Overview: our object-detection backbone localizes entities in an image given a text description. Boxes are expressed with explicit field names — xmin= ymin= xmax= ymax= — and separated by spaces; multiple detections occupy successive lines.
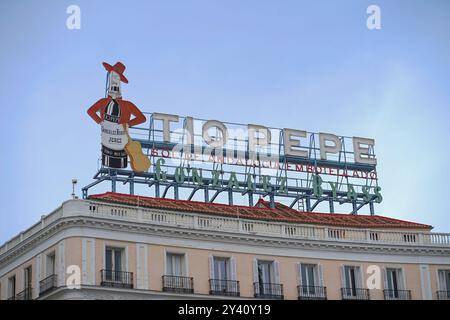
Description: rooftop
xmin=88 ymin=192 xmax=433 ymax=230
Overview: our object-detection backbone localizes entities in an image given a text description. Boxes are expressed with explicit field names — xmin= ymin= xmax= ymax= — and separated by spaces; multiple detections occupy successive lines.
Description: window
xmin=438 ymin=270 xmax=450 ymax=299
xmin=106 ymin=247 xmax=124 ymax=272
xmin=166 ymin=253 xmax=185 ymax=276
xmin=344 ymin=266 xmax=358 ymax=290
xmin=341 ymin=265 xmax=363 ymax=298
xmin=385 ymin=268 xmax=404 ymax=295
xmin=209 ymin=256 xmax=239 ymax=296
xmin=253 ymin=259 xmax=282 ymax=299
xmin=46 ymin=252 xmax=56 ymax=277
xmin=24 ymin=266 xmax=32 ymax=289
xmin=163 ymin=253 xmax=192 ymax=294
xmin=258 ymin=261 xmax=275 ymax=284
xmin=8 ymin=276 xmax=16 ymax=300
xmin=105 ymin=247 xmax=125 ymax=281
xmin=300 ymin=264 xmax=316 ymax=287
xmin=297 ymin=263 xmax=326 ymax=299
xmin=22 ymin=266 xmax=33 ymax=300
xmin=213 ymin=257 xmax=229 ymax=280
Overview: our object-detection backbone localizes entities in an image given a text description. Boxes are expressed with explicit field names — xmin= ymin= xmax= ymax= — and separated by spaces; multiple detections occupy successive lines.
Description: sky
xmin=0 ymin=0 xmax=449 ymax=244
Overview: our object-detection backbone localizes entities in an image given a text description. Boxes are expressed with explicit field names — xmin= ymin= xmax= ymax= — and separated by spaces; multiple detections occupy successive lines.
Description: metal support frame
xmin=82 ymin=112 xmax=379 ymax=215
xmin=82 ymin=168 xmax=377 ymax=214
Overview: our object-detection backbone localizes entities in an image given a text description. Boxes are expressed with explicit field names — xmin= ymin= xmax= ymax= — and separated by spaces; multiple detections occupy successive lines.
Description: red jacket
xmin=87 ymin=97 xmax=146 ymax=127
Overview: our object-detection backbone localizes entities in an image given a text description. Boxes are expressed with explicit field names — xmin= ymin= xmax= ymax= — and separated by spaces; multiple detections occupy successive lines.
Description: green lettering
xmin=191 ymin=168 xmax=203 ymax=185
xmin=375 ymin=186 xmax=383 ymax=203
xmin=328 ymin=181 xmax=337 ymax=198
xmin=211 ymin=170 xmax=221 ymax=187
xmin=347 ymin=184 xmax=357 ymax=201
xmin=174 ymin=167 xmax=185 ymax=183
xmin=155 ymin=158 xmax=167 ymax=181
xmin=362 ymin=186 xmax=370 ymax=202
xmin=247 ymin=174 xmax=255 ymax=192
xmin=312 ymin=174 xmax=323 ymax=197
xmin=228 ymin=172 xmax=240 ymax=189
xmin=262 ymin=175 xmax=272 ymax=192
xmin=277 ymin=176 xmax=287 ymax=193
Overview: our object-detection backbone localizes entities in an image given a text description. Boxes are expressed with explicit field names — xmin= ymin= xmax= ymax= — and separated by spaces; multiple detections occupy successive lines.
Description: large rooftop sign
xmin=84 ymin=61 xmax=381 ymax=215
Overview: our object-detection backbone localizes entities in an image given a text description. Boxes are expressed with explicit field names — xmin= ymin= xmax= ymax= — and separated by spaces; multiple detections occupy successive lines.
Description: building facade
xmin=1 ymin=192 xmax=450 ymax=300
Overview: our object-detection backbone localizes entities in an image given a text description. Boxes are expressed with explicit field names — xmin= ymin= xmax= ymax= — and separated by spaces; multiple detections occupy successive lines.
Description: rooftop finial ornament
xmin=87 ymin=61 xmax=151 ymax=172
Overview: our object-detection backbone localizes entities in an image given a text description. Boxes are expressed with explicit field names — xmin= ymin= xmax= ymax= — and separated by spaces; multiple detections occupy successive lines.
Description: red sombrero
xmin=102 ymin=61 xmax=129 ymax=83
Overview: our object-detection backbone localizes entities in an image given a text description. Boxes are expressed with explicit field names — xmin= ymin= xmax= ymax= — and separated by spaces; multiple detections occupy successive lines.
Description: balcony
xmin=16 ymin=287 xmax=33 ymax=300
xmin=341 ymin=287 xmax=370 ymax=300
xmin=39 ymin=274 xmax=58 ymax=296
xmin=162 ymin=275 xmax=194 ymax=294
xmin=383 ymin=289 xmax=411 ymax=300
xmin=100 ymin=269 xmax=134 ymax=289
xmin=209 ymin=279 xmax=240 ymax=297
xmin=253 ymin=282 xmax=284 ymax=299
xmin=437 ymin=290 xmax=450 ymax=300
xmin=297 ymin=285 xmax=327 ymax=300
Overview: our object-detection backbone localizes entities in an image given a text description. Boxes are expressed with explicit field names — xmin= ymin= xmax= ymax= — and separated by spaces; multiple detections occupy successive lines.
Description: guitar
xmin=123 ymin=124 xmax=151 ymax=172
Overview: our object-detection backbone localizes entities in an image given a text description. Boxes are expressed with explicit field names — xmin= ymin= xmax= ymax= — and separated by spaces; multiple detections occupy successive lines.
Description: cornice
xmin=1 ymin=214 xmax=450 ymax=269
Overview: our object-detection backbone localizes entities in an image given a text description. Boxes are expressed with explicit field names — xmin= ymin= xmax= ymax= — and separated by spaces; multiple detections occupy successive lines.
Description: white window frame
xmin=437 ymin=269 xmax=450 ymax=292
xmin=299 ymin=263 xmax=318 ymax=288
xmin=7 ymin=275 xmax=16 ymax=299
xmin=45 ymin=252 xmax=56 ymax=277
xmin=211 ymin=256 xmax=231 ymax=280
xmin=164 ymin=251 xmax=187 ymax=276
xmin=103 ymin=243 xmax=128 ymax=272
xmin=104 ymin=246 xmax=126 ymax=272
xmin=23 ymin=265 xmax=32 ymax=289
xmin=384 ymin=267 xmax=405 ymax=292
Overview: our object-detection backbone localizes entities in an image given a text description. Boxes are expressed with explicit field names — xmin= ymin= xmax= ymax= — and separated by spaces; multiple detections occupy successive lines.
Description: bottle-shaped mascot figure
xmin=87 ymin=62 xmax=150 ymax=171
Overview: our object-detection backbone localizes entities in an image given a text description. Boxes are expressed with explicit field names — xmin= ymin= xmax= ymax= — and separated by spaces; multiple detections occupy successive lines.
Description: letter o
xmin=202 ymin=120 xmax=228 ymax=148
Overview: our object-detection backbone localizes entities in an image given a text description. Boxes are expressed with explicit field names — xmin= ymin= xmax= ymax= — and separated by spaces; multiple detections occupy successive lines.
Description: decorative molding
xmin=136 ymin=243 xmax=148 ymax=289
xmin=1 ymin=213 xmax=450 ymax=280
xmin=57 ymin=240 xmax=65 ymax=287
xmin=82 ymin=238 xmax=96 ymax=286
xmin=419 ymin=264 xmax=432 ymax=300
xmin=34 ymin=253 xmax=41 ymax=299
xmin=1 ymin=216 xmax=450 ymax=279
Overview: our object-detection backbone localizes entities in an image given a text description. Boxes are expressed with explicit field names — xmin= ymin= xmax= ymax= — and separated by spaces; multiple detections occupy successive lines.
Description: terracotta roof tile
xmin=88 ymin=192 xmax=433 ymax=230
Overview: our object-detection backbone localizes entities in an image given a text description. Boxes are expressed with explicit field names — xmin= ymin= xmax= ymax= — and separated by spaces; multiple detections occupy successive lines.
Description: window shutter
xmin=383 ymin=268 xmax=388 ymax=290
xmin=274 ymin=260 xmax=280 ymax=284
xmin=317 ymin=264 xmax=324 ymax=287
xmin=438 ymin=270 xmax=446 ymax=291
xmin=297 ymin=263 xmax=303 ymax=286
xmin=398 ymin=268 xmax=405 ymax=290
xmin=340 ymin=265 xmax=346 ymax=289
xmin=209 ymin=255 xmax=214 ymax=280
xmin=253 ymin=258 xmax=259 ymax=295
xmin=230 ymin=257 xmax=237 ymax=281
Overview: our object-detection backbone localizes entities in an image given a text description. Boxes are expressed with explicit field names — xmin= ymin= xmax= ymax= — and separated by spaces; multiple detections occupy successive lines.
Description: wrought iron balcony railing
xmin=437 ymin=290 xmax=450 ymax=300
xmin=209 ymin=279 xmax=240 ymax=297
xmin=297 ymin=285 xmax=327 ymax=300
xmin=253 ymin=282 xmax=284 ymax=299
xmin=16 ymin=287 xmax=33 ymax=300
xmin=162 ymin=275 xmax=194 ymax=294
xmin=39 ymin=274 xmax=58 ymax=296
xmin=100 ymin=269 xmax=134 ymax=289
xmin=383 ymin=289 xmax=412 ymax=300
xmin=341 ymin=287 xmax=370 ymax=300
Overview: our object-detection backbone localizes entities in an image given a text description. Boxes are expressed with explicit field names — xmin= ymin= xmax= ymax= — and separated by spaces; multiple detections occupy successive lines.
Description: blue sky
xmin=1 ymin=0 xmax=449 ymax=243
